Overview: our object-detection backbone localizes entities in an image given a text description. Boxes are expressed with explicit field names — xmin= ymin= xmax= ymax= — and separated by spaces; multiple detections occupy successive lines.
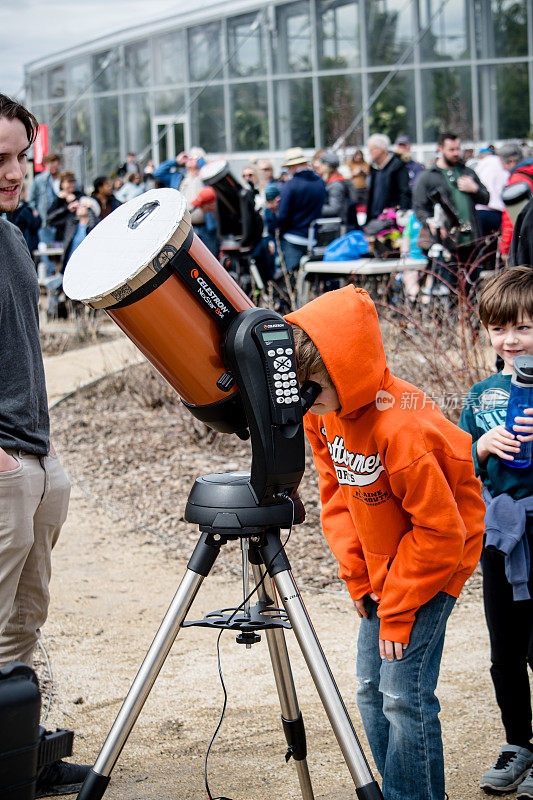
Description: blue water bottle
xmin=504 ymin=355 xmax=533 ymax=469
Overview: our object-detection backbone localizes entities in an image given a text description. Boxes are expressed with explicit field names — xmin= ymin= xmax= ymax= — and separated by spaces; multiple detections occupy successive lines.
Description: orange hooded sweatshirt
xmin=286 ymin=286 xmax=485 ymax=644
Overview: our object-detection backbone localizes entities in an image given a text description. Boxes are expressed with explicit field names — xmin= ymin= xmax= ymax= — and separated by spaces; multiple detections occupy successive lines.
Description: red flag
xmin=33 ymin=124 xmax=49 ymax=173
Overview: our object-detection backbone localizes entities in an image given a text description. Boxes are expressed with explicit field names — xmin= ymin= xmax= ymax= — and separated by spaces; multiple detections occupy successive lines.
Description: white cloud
xmin=3 ymin=1 xmax=184 ymax=97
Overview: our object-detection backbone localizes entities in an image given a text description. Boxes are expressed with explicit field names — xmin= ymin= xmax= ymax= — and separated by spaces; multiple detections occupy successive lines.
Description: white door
xmin=152 ymin=116 xmax=189 ymax=165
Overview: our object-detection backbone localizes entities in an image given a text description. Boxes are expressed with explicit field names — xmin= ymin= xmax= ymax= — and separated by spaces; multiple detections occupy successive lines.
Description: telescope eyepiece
xmin=300 ymin=381 xmax=322 ymax=414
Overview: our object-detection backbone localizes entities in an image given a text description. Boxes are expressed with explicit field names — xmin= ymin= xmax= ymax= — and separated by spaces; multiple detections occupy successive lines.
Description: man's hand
xmin=477 ymin=425 xmax=521 ymax=463
xmin=0 ymin=448 xmax=18 ymax=472
xmin=426 ymin=221 xmax=447 ymax=239
xmin=456 ymin=175 xmax=479 ymax=194
xmin=353 ymin=592 xmax=380 ymax=618
xmin=512 ymin=408 xmax=533 ymax=442
xmin=379 ymin=639 xmax=407 ymax=661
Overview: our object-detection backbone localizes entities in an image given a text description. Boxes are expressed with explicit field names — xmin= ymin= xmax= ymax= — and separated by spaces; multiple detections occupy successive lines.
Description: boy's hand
xmin=379 ymin=639 xmax=407 ymax=661
xmin=512 ymin=408 xmax=533 ymax=442
xmin=476 ymin=425 xmax=521 ymax=463
xmin=353 ymin=592 xmax=379 ymax=618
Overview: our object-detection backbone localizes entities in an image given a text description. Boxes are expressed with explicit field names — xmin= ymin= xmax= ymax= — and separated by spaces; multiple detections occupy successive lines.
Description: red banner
xmin=33 ymin=124 xmax=49 ymax=173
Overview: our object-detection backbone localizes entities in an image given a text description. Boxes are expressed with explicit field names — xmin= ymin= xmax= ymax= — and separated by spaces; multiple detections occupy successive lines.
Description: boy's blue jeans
xmin=356 ymin=591 xmax=456 ymax=800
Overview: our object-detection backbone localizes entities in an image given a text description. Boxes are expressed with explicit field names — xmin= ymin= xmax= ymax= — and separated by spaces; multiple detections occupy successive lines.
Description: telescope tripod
xmin=77 ymin=473 xmax=383 ymax=800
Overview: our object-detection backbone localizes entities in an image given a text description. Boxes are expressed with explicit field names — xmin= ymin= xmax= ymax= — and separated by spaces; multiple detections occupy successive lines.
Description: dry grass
xmin=378 ymin=304 xmax=493 ymax=422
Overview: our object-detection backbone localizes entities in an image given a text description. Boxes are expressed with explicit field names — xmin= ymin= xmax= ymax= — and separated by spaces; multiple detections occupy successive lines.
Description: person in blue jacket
xmin=459 ymin=266 xmax=533 ymax=799
xmin=275 ymin=147 xmax=326 ymax=274
xmin=153 ymin=148 xmax=207 ymax=191
xmin=153 ymin=151 xmax=187 ymax=190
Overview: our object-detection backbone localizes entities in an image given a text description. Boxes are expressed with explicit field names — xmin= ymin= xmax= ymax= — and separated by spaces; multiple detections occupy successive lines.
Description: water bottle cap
xmin=513 ymin=354 xmax=533 ymax=385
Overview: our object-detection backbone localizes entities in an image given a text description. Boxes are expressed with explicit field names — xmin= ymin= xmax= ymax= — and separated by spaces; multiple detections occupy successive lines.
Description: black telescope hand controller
xmin=222 ymin=308 xmax=318 ymax=506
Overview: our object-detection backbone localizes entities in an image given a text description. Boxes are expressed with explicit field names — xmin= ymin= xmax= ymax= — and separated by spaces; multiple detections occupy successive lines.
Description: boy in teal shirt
xmin=459 ymin=266 xmax=533 ymax=798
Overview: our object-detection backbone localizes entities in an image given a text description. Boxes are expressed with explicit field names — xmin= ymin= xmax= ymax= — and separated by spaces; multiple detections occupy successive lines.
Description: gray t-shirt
xmin=0 ymin=218 xmax=49 ymax=454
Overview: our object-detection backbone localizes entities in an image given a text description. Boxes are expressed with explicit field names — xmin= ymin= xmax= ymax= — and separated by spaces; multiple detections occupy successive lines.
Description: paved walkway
xmin=44 ymin=333 xmax=145 ymax=406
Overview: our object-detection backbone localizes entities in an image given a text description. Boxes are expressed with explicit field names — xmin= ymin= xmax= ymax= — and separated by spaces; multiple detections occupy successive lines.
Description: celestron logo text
xmin=194 ymin=275 xmax=230 ymax=315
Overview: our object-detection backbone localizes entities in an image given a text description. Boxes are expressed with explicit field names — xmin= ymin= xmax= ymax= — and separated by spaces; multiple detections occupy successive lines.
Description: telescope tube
xmin=63 ymin=189 xmax=254 ymax=433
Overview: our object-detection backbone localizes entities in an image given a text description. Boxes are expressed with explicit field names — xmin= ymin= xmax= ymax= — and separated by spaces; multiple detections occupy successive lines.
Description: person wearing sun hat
xmin=275 ymin=147 xmax=327 ymax=274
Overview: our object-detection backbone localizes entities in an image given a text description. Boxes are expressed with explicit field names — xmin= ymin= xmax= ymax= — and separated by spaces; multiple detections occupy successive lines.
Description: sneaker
xmin=518 ymin=765 xmax=533 ymax=800
xmin=36 ymin=759 xmax=91 ymax=798
xmin=481 ymin=745 xmax=533 ymax=794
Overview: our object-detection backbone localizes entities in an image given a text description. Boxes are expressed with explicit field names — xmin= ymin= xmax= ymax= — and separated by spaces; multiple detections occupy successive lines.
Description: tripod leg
xmin=77 ymin=532 xmax=221 ymax=800
xmin=259 ymin=531 xmax=384 ymax=800
xmin=251 ymin=563 xmax=315 ymax=800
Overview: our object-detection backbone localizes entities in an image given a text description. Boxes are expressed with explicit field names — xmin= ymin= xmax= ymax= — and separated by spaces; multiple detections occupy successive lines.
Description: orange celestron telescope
xmin=62 ymin=188 xmax=384 ymax=800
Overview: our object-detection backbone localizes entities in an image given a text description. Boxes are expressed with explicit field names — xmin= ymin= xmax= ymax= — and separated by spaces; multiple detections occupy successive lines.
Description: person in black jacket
xmin=509 ymin=197 xmax=533 ymax=269
xmin=45 ymin=189 xmax=99 ymax=316
xmin=413 ymin=131 xmax=490 ymax=289
xmin=6 ymin=185 xmax=41 ymax=253
xmin=365 ymin=133 xmax=411 ymax=223
xmin=46 ymin=171 xmax=82 ymax=243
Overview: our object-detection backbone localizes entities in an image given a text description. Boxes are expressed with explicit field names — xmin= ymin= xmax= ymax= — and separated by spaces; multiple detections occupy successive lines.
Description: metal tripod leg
xmin=251 ymin=562 xmax=314 ymax=800
xmin=77 ymin=532 xmax=221 ymax=800
xmin=258 ymin=530 xmax=383 ymax=800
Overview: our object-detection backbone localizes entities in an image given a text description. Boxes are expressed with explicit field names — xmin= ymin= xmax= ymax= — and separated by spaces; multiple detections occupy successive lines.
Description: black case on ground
xmin=0 ymin=662 xmax=41 ymax=800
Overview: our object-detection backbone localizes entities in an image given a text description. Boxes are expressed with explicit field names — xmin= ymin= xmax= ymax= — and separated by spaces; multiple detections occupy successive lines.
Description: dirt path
xmin=44 ymin=333 xmax=144 ymax=406
xmin=41 ymin=345 xmax=503 ymax=800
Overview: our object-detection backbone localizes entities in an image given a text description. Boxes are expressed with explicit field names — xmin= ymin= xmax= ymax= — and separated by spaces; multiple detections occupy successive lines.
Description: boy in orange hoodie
xmin=286 ymin=285 xmax=485 ymax=800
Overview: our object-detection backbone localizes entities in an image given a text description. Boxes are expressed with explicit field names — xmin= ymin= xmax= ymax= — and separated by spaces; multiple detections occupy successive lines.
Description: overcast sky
xmin=3 ymin=0 xmax=188 ymax=98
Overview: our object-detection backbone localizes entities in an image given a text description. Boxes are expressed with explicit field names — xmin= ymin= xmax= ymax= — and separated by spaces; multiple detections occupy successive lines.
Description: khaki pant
xmin=0 ymin=451 xmax=70 ymax=667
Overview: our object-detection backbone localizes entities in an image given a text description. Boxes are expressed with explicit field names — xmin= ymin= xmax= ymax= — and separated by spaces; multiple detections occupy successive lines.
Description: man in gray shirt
xmin=0 ymin=93 xmax=89 ymax=796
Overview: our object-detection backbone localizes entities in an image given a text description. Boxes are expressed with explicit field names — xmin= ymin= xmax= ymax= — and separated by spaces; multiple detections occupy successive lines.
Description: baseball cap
xmin=319 ymin=151 xmax=340 ymax=169
xmin=395 ymin=135 xmax=411 ymax=146
xmin=265 ymin=183 xmax=281 ymax=201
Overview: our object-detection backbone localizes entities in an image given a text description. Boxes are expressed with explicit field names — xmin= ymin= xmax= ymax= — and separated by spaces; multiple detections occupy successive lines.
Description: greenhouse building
xmin=25 ymin=0 xmax=533 ymax=176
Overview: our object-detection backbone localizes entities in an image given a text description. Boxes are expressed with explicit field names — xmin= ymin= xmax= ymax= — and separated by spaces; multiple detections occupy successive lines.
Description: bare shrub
xmin=40 ymin=321 xmax=115 ymax=356
xmin=86 ymin=363 xmax=219 ymax=444
xmin=375 ymin=264 xmax=494 ymax=423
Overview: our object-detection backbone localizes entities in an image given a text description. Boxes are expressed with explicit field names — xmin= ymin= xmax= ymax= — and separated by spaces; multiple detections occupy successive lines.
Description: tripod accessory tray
xmin=182 ymin=598 xmax=291 ymax=633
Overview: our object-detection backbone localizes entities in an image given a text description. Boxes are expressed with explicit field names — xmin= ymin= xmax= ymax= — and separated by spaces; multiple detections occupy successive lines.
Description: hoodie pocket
xmin=363 ymin=549 xmax=392 ymax=595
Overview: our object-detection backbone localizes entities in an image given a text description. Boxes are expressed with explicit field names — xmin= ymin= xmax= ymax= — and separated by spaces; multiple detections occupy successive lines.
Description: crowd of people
xmin=0 ymin=89 xmax=532 ymax=800
xmin=15 ymin=130 xmax=533 ymax=320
